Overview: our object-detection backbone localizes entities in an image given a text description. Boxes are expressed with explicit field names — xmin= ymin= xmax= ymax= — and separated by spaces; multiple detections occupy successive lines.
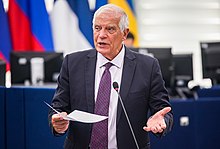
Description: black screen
xmin=10 ymin=51 xmax=63 ymax=84
xmin=0 ymin=60 xmax=6 ymax=86
xmin=173 ymin=54 xmax=193 ymax=87
xmin=201 ymin=41 xmax=220 ymax=85
xmin=130 ymin=47 xmax=174 ymax=89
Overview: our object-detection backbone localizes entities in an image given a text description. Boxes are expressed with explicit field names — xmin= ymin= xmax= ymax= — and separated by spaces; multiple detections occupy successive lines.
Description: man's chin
xmin=96 ymin=47 xmax=109 ymax=53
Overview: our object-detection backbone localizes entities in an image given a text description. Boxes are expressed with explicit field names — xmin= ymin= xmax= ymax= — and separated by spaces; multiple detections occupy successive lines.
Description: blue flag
xmin=0 ymin=0 xmax=11 ymax=70
xmin=50 ymin=0 xmax=93 ymax=55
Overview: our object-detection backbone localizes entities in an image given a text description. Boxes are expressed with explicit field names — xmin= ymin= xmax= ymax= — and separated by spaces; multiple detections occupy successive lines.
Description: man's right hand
xmin=52 ymin=112 xmax=69 ymax=133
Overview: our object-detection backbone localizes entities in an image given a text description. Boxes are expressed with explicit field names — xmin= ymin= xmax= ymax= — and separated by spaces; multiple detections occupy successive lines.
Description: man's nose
xmin=98 ymin=29 xmax=108 ymax=37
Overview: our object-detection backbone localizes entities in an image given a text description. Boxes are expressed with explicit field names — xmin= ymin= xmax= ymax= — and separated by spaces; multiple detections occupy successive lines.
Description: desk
xmin=151 ymin=99 xmax=196 ymax=149
xmin=151 ymin=98 xmax=220 ymax=149
xmin=194 ymin=98 xmax=220 ymax=148
xmin=4 ymin=87 xmax=65 ymax=149
xmin=197 ymin=85 xmax=220 ymax=98
xmin=1 ymin=87 xmax=220 ymax=149
xmin=0 ymin=87 xmax=5 ymax=149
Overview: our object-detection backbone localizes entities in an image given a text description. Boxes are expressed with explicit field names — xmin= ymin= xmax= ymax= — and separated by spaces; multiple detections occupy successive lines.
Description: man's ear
xmin=123 ymin=28 xmax=130 ymax=41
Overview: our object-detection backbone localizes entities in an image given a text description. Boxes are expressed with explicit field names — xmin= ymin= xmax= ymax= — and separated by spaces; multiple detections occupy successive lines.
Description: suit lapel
xmin=84 ymin=49 xmax=136 ymax=123
xmin=117 ymin=49 xmax=136 ymax=124
xmin=85 ymin=50 xmax=97 ymax=113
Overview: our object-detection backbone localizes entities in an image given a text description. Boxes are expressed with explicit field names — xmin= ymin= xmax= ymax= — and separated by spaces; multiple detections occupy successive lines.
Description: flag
xmin=8 ymin=0 xmax=54 ymax=51
xmin=95 ymin=0 xmax=139 ymax=47
xmin=50 ymin=0 xmax=93 ymax=55
xmin=0 ymin=0 xmax=11 ymax=71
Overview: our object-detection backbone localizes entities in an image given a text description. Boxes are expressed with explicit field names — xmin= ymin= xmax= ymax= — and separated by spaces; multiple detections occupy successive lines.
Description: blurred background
xmin=0 ymin=0 xmax=220 ymax=89
xmin=0 ymin=0 xmax=220 ymax=88
xmin=1 ymin=0 xmax=220 ymax=149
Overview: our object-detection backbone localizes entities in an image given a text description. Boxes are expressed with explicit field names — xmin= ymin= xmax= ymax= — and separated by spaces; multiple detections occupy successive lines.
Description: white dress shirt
xmin=94 ymin=46 xmax=125 ymax=149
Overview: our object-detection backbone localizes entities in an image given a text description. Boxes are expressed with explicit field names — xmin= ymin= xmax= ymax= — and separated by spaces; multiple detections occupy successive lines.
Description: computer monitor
xmin=10 ymin=51 xmax=64 ymax=84
xmin=130 ymin=47 xmax=174 ymax=89
xmin=173 ymin=54 xmax=193 ymax=87
xmin=200 ymin=41 xmax=220 ymax=85
xmin=0 ymin=60 xmax=6 ymax=86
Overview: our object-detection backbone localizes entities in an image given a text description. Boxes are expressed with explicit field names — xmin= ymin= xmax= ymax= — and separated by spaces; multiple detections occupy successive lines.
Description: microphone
xmin=113 ymin=82 xmax=140 ymax=149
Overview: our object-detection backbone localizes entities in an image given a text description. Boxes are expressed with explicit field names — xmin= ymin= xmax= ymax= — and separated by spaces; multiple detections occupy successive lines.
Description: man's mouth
xmin=98 ymin=42 xmax=107 ymax=45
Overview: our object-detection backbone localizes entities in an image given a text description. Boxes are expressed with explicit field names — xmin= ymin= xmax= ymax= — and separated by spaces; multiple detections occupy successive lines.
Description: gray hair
xmin=92 ymin=4 xmax=129 ymax=32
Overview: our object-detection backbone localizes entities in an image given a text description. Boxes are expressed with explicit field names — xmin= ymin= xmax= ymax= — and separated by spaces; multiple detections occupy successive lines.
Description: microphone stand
xmin=113 ymin=82 xmax=140 ymax=149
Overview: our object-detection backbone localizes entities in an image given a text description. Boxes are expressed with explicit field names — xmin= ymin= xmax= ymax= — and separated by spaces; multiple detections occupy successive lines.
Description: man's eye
xmin=108 ymin=27 xmax=114 ymax=31
xmin=107 ymin=27 xmax=116 ymax=34
xmin=95 ymin=26 xmax=101 ymax=31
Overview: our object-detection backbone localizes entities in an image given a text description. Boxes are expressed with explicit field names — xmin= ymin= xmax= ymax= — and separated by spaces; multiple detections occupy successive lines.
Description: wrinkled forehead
xmin=95 ymin=12 xmax=120 ymax=22
xmin=94 ymin=12 xmax=120 ymax=27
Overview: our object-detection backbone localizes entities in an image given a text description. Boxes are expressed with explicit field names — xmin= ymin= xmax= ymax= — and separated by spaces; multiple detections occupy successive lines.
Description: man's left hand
xmin=143 ymin=107 xmax=171 ymax=133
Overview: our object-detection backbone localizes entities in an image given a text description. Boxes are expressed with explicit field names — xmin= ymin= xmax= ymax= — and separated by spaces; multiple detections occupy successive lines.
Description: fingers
xmin=157 ymin=107 xmax=171 ymax=116
xmin=143 ymin=123 xmax=165 ymax=133
xmin=52 ymin=112 xmax=69 ymax=133
xmin=143 ymin=126 xmax=151 ymax=132
xmin=160 ymin=122 xmax=166 ymax=129
xmin=143 ymin=107 xmax=169 ymax=134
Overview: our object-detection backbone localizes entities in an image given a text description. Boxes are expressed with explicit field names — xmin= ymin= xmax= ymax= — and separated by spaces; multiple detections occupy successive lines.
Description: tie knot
xmin=105 ymin=62 xmax=112 ymax=70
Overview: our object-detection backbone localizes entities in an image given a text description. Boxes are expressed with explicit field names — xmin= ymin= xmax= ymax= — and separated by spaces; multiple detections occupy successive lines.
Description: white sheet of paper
xmin=44 ymin=101 xmax=108 ymax=123
xmin=67 ymin=110 xmax=108 ymax=123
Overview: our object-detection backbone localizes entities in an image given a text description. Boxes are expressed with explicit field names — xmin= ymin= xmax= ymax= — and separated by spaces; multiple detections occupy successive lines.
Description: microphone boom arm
xmin=113 ymin=82 xmax=140 ymax=149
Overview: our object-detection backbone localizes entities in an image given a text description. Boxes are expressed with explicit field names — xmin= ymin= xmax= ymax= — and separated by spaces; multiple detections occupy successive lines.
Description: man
xmin=49 ymin=4 xmax=173 ymax=149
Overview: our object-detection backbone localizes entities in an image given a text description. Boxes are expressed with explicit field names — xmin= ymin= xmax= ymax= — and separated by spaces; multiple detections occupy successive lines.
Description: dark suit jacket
xmin=49 ymin=48 xmax=173 ymax=149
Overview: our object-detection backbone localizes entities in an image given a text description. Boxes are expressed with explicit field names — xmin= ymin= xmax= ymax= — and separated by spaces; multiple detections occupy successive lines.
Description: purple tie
xmin=90 ymin=62 xmax=112 ymax=149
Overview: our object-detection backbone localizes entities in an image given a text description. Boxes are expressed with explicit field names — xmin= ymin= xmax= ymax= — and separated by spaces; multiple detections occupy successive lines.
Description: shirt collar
xmin=97 ymin=45 xmax=125 ymax=69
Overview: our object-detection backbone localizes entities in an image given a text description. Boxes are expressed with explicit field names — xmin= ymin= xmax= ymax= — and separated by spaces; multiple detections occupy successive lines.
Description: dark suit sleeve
xmin=148 ymin=58 xmax=173 ymax=136
xmin=48 ymin=54 xmax=71 ymax=136
xmin=163 ymin=112 xmax=173 ymax=136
